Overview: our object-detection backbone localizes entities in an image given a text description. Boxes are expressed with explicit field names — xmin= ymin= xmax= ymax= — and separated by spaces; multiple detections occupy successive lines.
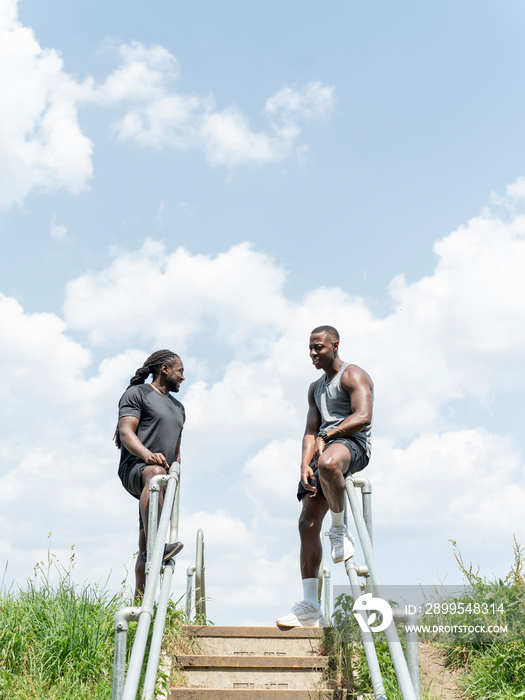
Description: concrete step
xmin=184 ymin=625 xmax=324 ymax=657
xmin=170 ymin=690 xmax=345 ymax=699
xmin=171 ymin=625 xmax=333 ymax=695
xmin=176 ymin=654 xmax=328 ymax=690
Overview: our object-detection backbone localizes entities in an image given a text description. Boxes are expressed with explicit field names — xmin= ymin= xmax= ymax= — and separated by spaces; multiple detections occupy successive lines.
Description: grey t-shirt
xmin=118 ymin=384 xmax=185 ymax=476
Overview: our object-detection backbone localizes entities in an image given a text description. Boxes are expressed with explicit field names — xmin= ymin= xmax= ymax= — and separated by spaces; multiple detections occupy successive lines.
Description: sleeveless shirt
xmin=313 ymin=361 xmax=372 ymax=459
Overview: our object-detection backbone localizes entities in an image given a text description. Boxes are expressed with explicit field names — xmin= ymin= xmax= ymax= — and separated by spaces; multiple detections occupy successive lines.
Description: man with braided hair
xmin=116 ymin=349 xmax=186 ymax=597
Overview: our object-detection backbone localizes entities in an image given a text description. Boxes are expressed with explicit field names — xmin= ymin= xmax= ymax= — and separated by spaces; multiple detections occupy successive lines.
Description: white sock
xmin=302 ymin=578 xmax=319 ymax=607
xmin=330 ymin=510 xmax=345 ymax=528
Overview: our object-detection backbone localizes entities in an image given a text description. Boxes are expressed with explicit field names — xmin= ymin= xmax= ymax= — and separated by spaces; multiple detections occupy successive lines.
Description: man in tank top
xmin=277 ymin=325 xmax=374 ymax=628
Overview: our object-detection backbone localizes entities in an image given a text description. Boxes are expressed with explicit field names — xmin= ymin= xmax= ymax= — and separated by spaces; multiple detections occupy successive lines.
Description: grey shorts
xmin=119 ymin=460 xmax=148 ymax=529
xmin=119 ymin=460 xmax=147 ymax=500
xmin=297 ymin=437 xmax=368 ymax=501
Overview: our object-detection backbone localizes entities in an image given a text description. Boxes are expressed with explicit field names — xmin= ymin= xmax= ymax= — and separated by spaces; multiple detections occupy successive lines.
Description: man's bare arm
xmin=119 ymin=416 xmax=169 ymax=468
xmin=174 ymin=437 xmax=182 ymax=465
xmin=300 ymin=382 xmax=322 ymax=493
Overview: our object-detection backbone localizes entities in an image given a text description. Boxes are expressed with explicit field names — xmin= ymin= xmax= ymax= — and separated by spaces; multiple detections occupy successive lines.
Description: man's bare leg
xmin=317 ymin=443 xmax=351 ymax=512
xmin=317 ymin=443 xmax=354 ymax=562
xmin=135 ymin=527 xmax=146 ymax=599
xmin=276 ymin=494 xmax=329 ymax=628
xmin=139 ymin=464 xmax=183 ymax=564
xmin=299 ymin=493 xmax=329 ymax=579
xmin=139 ymin=464 xmax=166 ymax=539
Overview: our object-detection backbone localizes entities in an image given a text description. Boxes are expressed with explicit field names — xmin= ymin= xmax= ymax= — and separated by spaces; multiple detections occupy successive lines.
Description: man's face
xmin=309 ymin=332 xmax=338 ymax=370
xmin=164 ymin=357 xmax=185 ymax=393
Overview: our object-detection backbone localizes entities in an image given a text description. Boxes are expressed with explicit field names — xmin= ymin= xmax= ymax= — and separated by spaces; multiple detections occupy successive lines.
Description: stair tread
xmin=170 ymin=691 xmax=342 ymax=698
xmin=177 ymin=654 xmax=328 ymax=669
xmin=170 ymin=691 xmax=343 ymax=699
xmin=183 ymin=625 xmax=325 ymax=638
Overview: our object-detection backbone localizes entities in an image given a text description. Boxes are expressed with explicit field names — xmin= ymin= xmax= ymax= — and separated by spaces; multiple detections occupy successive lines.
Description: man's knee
xmin=298 ymin=508 xmax=322 ymax=539
xmin=135 ymin=529 xmax=146 ymax=595
xmin=141 ymin=464 xmax=166 ymax=486
xmin=318 ymin=452 xmax=345 ymax=477
xmin=136 ymin=551 xmax=145 ymax=577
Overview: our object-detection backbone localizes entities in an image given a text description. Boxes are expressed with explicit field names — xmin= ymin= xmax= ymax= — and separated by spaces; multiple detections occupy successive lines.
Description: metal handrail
xmin=112 ymin=462 xmax=182 ymax=700
xmin=185 ymin=565 xmax=196 ymax=620
xmin=322 ymin=567 xmax=331 ymax=622
xmin=343 ymin=475 xmax=420 ymax=700
xmin=184 ymin=528 xmax=206 ymax=622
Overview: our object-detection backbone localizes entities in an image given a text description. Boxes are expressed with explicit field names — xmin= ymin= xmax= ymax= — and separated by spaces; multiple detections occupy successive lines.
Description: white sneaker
xmin=326 ymin=525 xmax=354 ymax=563
xmin=276 ymin=601 xmax=326 ymax=628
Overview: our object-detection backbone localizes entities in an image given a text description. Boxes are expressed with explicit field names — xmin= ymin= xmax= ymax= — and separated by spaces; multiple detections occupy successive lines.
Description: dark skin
xmin=119 ymin=357 xmax=185 ymax=597
xmin=299 ymin=332 xmax=373 ymax=579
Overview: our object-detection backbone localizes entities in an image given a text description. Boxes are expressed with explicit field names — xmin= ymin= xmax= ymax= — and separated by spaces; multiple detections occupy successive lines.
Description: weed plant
xmin=327 ymin=592 xmax=431 ymax=699
xmin=0 ymin=546 xmax=190 ymax=700
xmin=420 ymin=538 xmax=525 ymax=699
xmin=0 ymin=548 xmax=122 ymax=699
xmin=324 ymin=541 xmax=525 ymax=699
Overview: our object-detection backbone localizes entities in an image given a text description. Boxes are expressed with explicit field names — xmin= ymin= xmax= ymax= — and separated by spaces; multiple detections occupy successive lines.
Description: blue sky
xmin=2 ymin=0 xmax=525 ymax=625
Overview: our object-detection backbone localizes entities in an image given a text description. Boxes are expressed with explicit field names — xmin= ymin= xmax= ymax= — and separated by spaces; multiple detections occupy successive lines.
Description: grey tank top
xmin=314 ymin=362 xmax=373 ymax=459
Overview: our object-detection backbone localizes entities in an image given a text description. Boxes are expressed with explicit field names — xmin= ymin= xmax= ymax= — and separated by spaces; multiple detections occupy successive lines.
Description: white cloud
xmin=103 ymin=44 xmax=335 ymax=166
xmin=2 ymin=180 xmax=525 ymax=622
xmin=372 ymin=431 xmax=524 ymax=541
xmin=200 ymin=107 xmax=285 ymax=167
xmin=0 ymin=5 xmax=335 ymax=209
xmin=265 ymin=81 xmax=336 ymax=123
xmin=0 ymin=1 xmax=93 ymax=208
xmin=98 ymin=41 xmax=180 ymax=103
xmin=62 ymin=182 xmax=525 ymax=441
xmin=50 ymin=213 xmax=69 ymax=240
xmin=178 ymin=509 xmax=300 ymax=624
xmin=385 ymin=202 xmax=525 ymax=407
xmin=63 ymin=240 xmax=292 ymax=349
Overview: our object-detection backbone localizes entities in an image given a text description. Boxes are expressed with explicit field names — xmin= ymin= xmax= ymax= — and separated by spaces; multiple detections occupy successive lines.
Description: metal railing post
xmin=195 ymin=528 xmax=206 ymax=621
xmin=146 ymin=481 xmax=160 ymax=582
xmin=112 ymin=607 xmax=140 ymax=700
xmin=393 ymin=608 xmax=421 ymax=700
xmin=345 ymin=475 xmax=417 ymax=700
xmin=142 ymin=559 xmax=176 ymax=700
xmin=322 ymin=567 xmax=331 ymax=623
xmin=169 ymin=464 xmax=180 ymax=543
xmin=121 ymin=464 xmax=180 ymax=700
xmin=317 ymin=543 xmax=324 ymax=604
xmin=185 ymin=564 xmax=196 ymax=619
xmin=405 ymin=617 xmax=420 ymax=700
xmin=352 ymin=475 xmax=373 ymax=544
xmin=345 ymin=559 xmax=387 ymax=700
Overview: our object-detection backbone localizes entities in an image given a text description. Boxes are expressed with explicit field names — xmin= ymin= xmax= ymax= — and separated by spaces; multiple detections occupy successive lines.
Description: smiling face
xmin=164 ymin=356 xmax=185 ymax=392
xmin=309 ymin=332 xmax=339 ymax=371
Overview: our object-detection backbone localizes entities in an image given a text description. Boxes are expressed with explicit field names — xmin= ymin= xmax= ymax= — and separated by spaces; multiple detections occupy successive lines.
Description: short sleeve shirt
xmin=118 ymin=384 xmax=185 ymax=473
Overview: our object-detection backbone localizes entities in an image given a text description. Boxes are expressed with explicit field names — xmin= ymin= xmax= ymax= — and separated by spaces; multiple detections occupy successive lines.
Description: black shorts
xmin=119 ymin=460 xmax=147 ymax=529
xmin=297 ymin=437 xmax=368 ymax=501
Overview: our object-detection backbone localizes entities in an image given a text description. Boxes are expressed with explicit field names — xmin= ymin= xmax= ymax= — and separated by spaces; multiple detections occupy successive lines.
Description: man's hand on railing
xmin=144 ymin=452 xmax=168 ymax=468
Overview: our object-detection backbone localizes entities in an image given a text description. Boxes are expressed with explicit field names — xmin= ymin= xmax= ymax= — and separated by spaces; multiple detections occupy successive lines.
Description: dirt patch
xmin=418 ymin=641 xmax=464 ymax=700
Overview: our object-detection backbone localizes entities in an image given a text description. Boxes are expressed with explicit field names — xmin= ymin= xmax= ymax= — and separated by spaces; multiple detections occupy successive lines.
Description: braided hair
xmin=114 ymin=349 xmax=179 ymax=448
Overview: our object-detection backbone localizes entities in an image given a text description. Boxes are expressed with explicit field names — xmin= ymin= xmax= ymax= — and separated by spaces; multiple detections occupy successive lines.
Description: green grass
xmin=325 ymin=538 xmax=525 ymax=699
xmin=0 ymin=547 xmax=191 ymax=700
xmin=325 ymin=594 xmax=434 ymax=700
xmin=420 ymin=538 xmax=525 ymax=699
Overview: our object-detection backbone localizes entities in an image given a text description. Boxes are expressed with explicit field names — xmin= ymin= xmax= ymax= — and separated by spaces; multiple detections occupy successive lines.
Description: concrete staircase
xmin=168 ymin=625 xmax=340 ymax=699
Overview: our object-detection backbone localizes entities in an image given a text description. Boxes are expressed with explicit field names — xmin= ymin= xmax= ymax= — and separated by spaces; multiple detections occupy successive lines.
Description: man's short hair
xmin=311 ymin=325 xmax=340 ymax=341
